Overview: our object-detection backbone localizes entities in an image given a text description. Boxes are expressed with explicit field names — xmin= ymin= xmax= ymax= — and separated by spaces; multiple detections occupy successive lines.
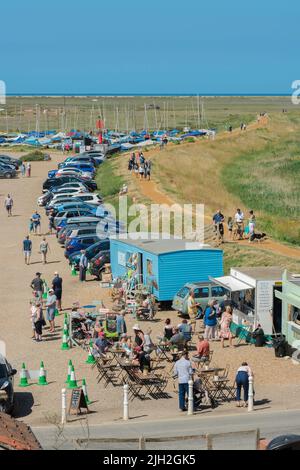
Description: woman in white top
xmin=235 ymin=362 xmax=253 ymax=407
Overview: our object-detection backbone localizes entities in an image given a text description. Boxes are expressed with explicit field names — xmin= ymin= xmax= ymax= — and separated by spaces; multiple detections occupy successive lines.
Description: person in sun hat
xmin=132 ymin=324 xmax=145 ymax=350
xmin=52 ymin=271 xmax=63 ymax=311
xmin=46 ymin=288 xmax=57 ymax=333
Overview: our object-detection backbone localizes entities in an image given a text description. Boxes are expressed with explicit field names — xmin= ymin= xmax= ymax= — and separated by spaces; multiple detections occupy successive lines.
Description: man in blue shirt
xmin=23 ymin=235 xmax=32 ymax=265
xmin=32 ymin=211 xmax=41 ymax=235
xmin=212 ymin=209 xmax=225 ymax=243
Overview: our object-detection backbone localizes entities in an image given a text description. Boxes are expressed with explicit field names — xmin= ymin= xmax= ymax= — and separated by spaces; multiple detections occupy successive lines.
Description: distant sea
xmin=6 ymin=93 xmax=291 ymax=97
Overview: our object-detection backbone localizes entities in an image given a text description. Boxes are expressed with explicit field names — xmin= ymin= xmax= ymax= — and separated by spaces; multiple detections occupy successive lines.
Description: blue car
xmin=64 ymin=234 xmax=102 ymax=258
xmin=68 ymin=239 xmax=110 ymax=267
xmin=62 ymin=162 xmax=95 ymax=175
xmin=53 ymin=201 xmax=97 ymax=215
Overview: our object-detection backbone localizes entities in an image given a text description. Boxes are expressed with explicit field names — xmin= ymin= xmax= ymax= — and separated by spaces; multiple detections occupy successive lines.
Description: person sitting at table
xmin=93 ymin=333 xmax=112 ymax=357
xmin=132 ymin=324 xmax=145 ymax=350
xmin=132 ymin=346 xmax=151 ymax=372
xmin=163 ymin=318 xmax=174 ymax=341
xmin=169 ymin=327 xmax=186 ymax=351
xmin=178 ymin=319 xmax=192 ymax=342
xmin=192 ymin=335 xmax=210 ymax=366
xmin=144 ymin=327 xmax=155 ymax=354
xmin=120 ymin=334 xmax=133 ymax=357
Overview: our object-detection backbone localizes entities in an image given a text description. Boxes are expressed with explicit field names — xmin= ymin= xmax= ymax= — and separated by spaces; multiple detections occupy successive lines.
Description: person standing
xmin=48 ymin=210 xmax=55 ymax=234
xmin=212 ymin=210 xmax=225 ymax=243
xmin=20 ymin=162 xmax=26 ymax=177
xmin=235 ymin=362 xmax=253 ymax=407
xmin=234 ymin=208 xmax=245 ymax=239
xmin=46 ymin=288 xmax=57 ymax=333
xmin=116 ymin=310 xmax=127 ymax=337
xmin=204 ymin=300 xmax=218 ymax=340
xmin=32 ymin=211 xmax=41 ymax=235
xmin=79 ymin=249 xmax=88 ymax=282
xmin=173 ymin=351 xmax=193 ymax=412
xmin=52 ymin=272 xmax=63 ymax=311
xmin=39 ymin=237 xmax=50 ymax=264
xmin=33 ymin=301 xmax=44 ymax=342
xmin=4 ymin=194 xmax=13 ymax=216
xmin=26 ymin=162 xmax=31 ymax=177
xmin=23 ymin=235 xmax=32 ymax=265
xmin=219 ymin=306 xmax=233 ymax=348
xmin=30 ymin=272 xmax=44 ymax=301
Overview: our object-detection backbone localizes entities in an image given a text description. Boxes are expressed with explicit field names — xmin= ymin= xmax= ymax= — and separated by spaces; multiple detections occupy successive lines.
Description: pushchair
xmin=185 ymin=379 xmax=217 ymax=410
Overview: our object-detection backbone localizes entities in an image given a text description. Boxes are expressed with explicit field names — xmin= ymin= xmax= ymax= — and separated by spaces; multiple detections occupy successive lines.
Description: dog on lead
xmin=249 ymin=232 xmax=267 ymax=242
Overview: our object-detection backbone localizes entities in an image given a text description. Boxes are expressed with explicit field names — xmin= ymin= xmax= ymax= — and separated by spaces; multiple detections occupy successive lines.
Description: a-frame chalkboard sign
xmin=69 ymin=388 xmax=89 ymax=415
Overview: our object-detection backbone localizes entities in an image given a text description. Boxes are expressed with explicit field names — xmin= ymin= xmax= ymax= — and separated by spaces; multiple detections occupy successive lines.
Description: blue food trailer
xmin=110 ymin=238 xmax=223 ymax=301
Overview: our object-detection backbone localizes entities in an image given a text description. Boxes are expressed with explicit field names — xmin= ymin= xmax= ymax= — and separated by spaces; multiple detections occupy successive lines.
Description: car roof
xmin=71 ymin=233 xmax=100 ymax=240
xmin=67 ymin=216 xmax=100 ymax=224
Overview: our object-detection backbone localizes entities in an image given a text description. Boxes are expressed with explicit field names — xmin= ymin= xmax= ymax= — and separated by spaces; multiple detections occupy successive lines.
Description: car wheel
xmin=5 ymin=173 xmax=12 ymax=179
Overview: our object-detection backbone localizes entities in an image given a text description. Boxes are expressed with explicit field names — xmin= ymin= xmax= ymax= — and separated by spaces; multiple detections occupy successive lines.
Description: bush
xmin=20 ymin=150 xmax=46 ymax=162
xmin=185 ymin=137 xmax=196 ymax=143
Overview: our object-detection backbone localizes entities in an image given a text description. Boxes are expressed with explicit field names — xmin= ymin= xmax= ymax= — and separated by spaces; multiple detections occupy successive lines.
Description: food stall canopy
xmin=209 ymin=275 xmax=253 ymax=292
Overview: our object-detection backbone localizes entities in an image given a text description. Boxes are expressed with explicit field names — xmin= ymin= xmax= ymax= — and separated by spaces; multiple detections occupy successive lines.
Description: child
xmin=227 ymin=216 xmax=233 ymax=239
xmin=29 ymin=218 xmax=34 ymax=234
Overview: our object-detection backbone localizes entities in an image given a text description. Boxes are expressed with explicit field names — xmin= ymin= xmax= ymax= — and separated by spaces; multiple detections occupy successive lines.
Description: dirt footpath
xmin=1 ymin=152 xmax=300 ymax=431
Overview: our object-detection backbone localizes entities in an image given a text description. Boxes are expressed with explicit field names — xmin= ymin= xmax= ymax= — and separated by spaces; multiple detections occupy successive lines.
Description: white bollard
xmin=188 ymin=379 xmax=194 ymax=415
xmin=248 ymin=376 xmax=254 ymax=412
xmin=61 ymin=388 xmax=67 ymax=424
xmin=123 ymin=384 xmax=129 ymax=420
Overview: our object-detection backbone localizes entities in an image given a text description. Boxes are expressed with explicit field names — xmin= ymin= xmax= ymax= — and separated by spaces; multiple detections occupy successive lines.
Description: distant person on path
xmin=212 ymin=209 xmax=225 ymax=243
xmin=30 ymin=272 xmax=44 ymax=301
xmin=39 ymin=237 xmax=50 ymax=264
xmin=23 ymin=235 xmax=32 ymax=265
xmin=46 ymin=288 xmax=57 ymax=333
xmin=248 ymin=210 xmax=256 ymax=239
xmin=235 ymin=362 xmax=253 ymax=407
xmin=32 ymin=211 xmax=41 ymax=235
xmin=173 ymin=351 xmax=193 ymax=412
xmin=26 ymin=162 xmax=31 ymax=177
xmin=52 ymin=272 xmax=63 ymax=311
xmin=20 ymin=162 xmax=26 ymax=177
xmin=234 ymin=208 xmax=244 ymax=239
xmin=204 ymin=299 xmax=218 ymax=340
xmin=4 ymin=194 xmax=13 ymax=216
xmin=79 ymin=249 xmax=88 ymax=282
xmin=29 ymin=218 xmax=34 ymax=234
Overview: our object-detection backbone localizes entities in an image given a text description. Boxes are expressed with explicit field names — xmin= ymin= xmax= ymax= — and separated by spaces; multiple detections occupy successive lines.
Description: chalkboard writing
xmin=69 ymin=388 xmax=89 ymax=415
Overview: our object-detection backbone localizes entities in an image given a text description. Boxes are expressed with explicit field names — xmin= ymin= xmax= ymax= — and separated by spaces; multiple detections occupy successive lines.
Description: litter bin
xmin=272 ymin=335 xmax=288 ymax=357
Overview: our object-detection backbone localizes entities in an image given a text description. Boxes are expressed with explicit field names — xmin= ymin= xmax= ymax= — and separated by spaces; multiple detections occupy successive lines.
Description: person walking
xmin=32 ymin=211 xmax=41 ymax=235
xmin=79 ymin=249 xmax=88 ymax=282
xmin=52 ymin=272 xmax=63 ymax=311
xmin=39 ymin=237 xmax=50 ymax=264
xmin=20 ymin=162 xmax=26 ymax=177
xmin=23 ymin=235 xmax=32 ymax=265
xmin=48 ymin=210 xmax=55 ymax=234
xmin=4 ymin=194 xmax=13 ymax=216
xmin=116 ymin=310 xmax=127 ymax=337
xmin=212 ymin=210 xmax=225 ymax=243
xmin=235 ymin=362 xmax=253 ymax=407
xmin=204 ymin=300 xmax=218 ymax=340
xmin=30 ymin=272 xmax=44 ymax=301
xmin=46 ymin=288 xmax=57 ymax=333
xmin=173 ymin=351 xmax=193 ymax=412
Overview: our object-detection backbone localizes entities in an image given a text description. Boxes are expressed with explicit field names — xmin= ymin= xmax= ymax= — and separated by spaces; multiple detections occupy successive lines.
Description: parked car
xmin=71 ymin=193 xmax=103 ymax=205
xmin=55 ymin=215 xmax=103 ymax=234
xmin=58 ymin=221 xmax=100 ymax=245
xmin=37 ymin=191 xmax=53 ymax=206
xmin=45 ymin=197 xmax=83 ymax=214
xmin=63 ymin=162 xmax=95 ymax=175
xmin=58 ymin=156 xmax=96 ymax=169
xmin=64 ymin=234 xmax=102 ymax=257
xmin=0 ymin=353 xmax=17 ymax=414
xmin=172 ymin=281 xmax=230 ymax=316
xmin=51 ymin=182 xmax=90 ymax=192
xmin=0 ymin=157 xmax=19 ymax=169
xmin=42 ymin=176 xmax=97 ymax=193
xmin=55 ymin=168 xmax=93 ymax=180
xmin=0 ymin=166 xmax=16 ymax=179
xmin=68 ymin=239 xmax=110 ymax=268
xmin=0 ymin=155 xmax=22 ymax=167
xmin=89 ymin=250 xmax=111 ymax=279
xmin=54 ymin=208 xmax=95 ymax=227
xmin=0 ymin=161 xmax=16 ymax=171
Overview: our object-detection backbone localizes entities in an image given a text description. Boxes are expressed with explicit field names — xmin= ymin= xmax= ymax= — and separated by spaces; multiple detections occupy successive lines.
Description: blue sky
xmin=0 ymin=0 xmax=299 ymax=94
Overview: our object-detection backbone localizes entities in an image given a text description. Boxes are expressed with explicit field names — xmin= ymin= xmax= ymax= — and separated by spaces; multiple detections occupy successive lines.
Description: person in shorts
xmin=23 ymin=235 xmax=32 ymax=265
xmin=46 ymin=288 xmax=57 ymax=333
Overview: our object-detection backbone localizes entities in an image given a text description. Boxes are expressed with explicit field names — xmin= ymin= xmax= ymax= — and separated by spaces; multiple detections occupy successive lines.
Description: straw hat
xmin=132 ymin=324 xmax=141 ymax=331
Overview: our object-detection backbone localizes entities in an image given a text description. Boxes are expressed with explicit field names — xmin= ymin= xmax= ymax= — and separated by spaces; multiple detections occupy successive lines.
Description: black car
xmin=42 ymin=176 xmax=97 ymax=193
xmin=0 ymin=166 xmax=16 ymax=179
xmin=0 ymin=157 xmax=19 ymax=169
xmin=89 ymin=250 xmax=111 ymax=279
xmin=0 ymin=354 xmax=17 ymax=414
xmin=0 ymin=155 xmax=22 ymax=168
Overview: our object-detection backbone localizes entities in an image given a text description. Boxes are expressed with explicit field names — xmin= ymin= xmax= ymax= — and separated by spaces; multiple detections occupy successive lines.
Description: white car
xmin=52 ymin=182 xmax=88 ymax=191
xmin=50 ymin=191 xmax=84 ymax=204
xmin=71 ymin=193 xmax=103 ymax=205
xmin=55 ymin=168 xmax=92 ymax=180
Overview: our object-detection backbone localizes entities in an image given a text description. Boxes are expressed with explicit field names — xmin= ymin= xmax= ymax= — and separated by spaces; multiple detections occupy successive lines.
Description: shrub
xmin=20 ymin=150 xmax=46 ymax=162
